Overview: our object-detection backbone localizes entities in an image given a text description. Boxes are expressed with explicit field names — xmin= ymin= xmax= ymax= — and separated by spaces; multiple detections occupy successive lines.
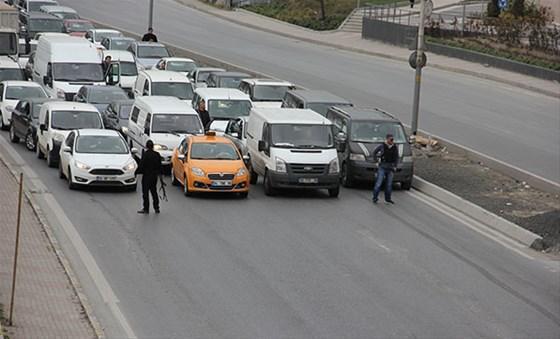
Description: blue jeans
xmin=373 ymin=166 xmax=394 ymax=201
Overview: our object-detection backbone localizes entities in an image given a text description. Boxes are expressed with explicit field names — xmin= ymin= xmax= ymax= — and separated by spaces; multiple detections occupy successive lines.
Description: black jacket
xmin=142 ymin=33 xmax=158 ymax=42
xmin=135 ymin=149 xmax=162 ymax=179
xmin=374 ymin=143 xmax=399 ymax=169
xmin=196 ymin=109 xmax=211 ymax=130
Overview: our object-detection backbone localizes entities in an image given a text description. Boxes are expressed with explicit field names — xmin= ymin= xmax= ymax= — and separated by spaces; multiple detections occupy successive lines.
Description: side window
xmin=144 ymin=113 xmax=151 ymax=131
xmin=45 ymin=111 xmax=50 ymax=127
xmin=66 ymin=132 xmax=75 ymax=147
xmin=0 ymin=84 xmax=4 ymax=101
xmin=14 ymin=101 xmax=23 ymax=114
xmin=130 ymin=106 xmax=140 ymax=123
xmin=262 ymin=123 xmax=269 ymax=143
xmin=179 ymin=139 xmax=188 ymax=154
xmin=143 ymin=80 xmax=150 ymax=95
xmin=296 ymin=98 xmax=304 ymax=109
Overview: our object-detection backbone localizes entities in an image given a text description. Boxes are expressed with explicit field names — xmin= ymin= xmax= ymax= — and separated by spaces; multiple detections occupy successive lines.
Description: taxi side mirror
xmin=178 ymin=154 xmax=186 ymax=162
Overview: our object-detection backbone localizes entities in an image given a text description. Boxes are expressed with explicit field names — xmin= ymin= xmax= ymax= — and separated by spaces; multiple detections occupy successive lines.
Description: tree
xmin=487 ymin=0 xmax=500 ymax=18
xmin=318 ymin=0 xmax=326 ymax=20
xmin=511 ymin=0 xmax=525 ymax=17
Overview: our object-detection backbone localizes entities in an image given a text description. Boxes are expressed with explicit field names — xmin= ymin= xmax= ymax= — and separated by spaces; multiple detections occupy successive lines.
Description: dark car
xmin=62 ymin=19 xmax=95 ymax=37
xmin=20 ymin=12 xmax=64 ymax=39
xmin=206 ymin=71 xmax=251 ymax=89
xmin=74 ymin=85 xmax=129 ymax=112
xmin=282 ymin=89 xmax=353 ymax=116
xmin=9 ymin=97 xmax=56 ymax=151
xmin=101 ymin=99 xmax=134 ymax=138
xmin=326 ymin=106 xmax=414 ymax=190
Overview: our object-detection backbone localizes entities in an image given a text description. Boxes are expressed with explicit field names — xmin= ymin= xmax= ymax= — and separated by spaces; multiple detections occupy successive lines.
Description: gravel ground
xmin=413 ymin=145 xmax=560 ymax=252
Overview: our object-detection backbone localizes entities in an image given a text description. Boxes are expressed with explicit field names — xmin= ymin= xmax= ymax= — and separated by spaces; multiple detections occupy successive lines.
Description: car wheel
xmin=249 ymin=167 xmax=258 ymax=185
xmin=328 ymin=186 xmax=340 ymax=198
xmin=171 ymin=168 xmax=179 ymax=186
xmin=46 ymin=148 xmax=56 ymax=168
xmin=25 ymin=132 xmax=36 ymax=151
xmin=263 ymin=170 xmax=276 ymax=196
xmin=341 ymin=162 xmax=353 ymax=188
xmin=67 ymin=168 xmax=77 ymax=190
xmin=239 ymin=191 xmax=249 ymax=199
xmin=0 ymin=114 xmax=7 ymax=131
xmin=9 ymin=125 xmax=19 ymax=143
xmin=401 ymin=180 xmax=412 ymax=191
xmin=36 ymin=144 xmax=44 ymax=159
xmin=183 ymin=176 xmax=192 ymax=197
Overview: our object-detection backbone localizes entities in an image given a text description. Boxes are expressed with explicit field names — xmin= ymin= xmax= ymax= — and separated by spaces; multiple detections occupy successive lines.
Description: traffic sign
xmin=498 ymin=0 xmax=508 ymax=10
xmin=409 ymin=51 xmax=427 ymax=69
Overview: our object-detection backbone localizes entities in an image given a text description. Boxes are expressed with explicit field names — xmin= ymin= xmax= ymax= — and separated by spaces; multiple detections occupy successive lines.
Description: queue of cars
xmin=0 ymin=0 xmax=414 ymax=198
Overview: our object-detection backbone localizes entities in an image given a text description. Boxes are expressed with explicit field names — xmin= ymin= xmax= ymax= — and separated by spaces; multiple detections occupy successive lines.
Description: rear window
xmin=5 ymin=86 xmax=46 ymax=100
xmin=0 ymin=69 xmax=25 ymax=82
xmin=51 ymin=111 xmax=102 ymax=130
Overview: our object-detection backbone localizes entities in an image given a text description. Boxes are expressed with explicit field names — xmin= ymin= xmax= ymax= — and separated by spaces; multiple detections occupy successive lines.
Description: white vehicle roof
xmin=37 ymin=36 xmax=100 ymax=63
xmin=159 ymin=57 xmax=195 ymax=63
xmin=0 ymin=57 xmax=22 ymax=69
xmin=195 ymin=67 xmax=225 ymax=73
xmin=1 ymin=80 xmax=42 ymax=87
xmin=90 ymin=29 xmax=122 ymax=34
xmin=40 ymin=5 xmax=77 ymax=13
xmin=76 ymin=128 xmax=121 ymax=137
xmin=102 ymin=50 xmax=135 ymax=63
xmin=134 ymin=96 xmax=198 ymax=115
xmin=141 ymin=70 xmax=191 ymax=83
xmin=251 ymin=108 xmax=332 ymax=125
xmin=195 ymin=88 xmax=250 ymax=101
xmin=42 ymin=101 xmax=99 ymax=112
xmin=242 ymin=78 xmax=294 ymax=87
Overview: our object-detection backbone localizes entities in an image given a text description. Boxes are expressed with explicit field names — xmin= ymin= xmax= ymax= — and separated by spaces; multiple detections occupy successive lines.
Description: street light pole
xmin=411 ymin=0 xmax=426 ymax=139
xmin=148 ymin=0 xmax=154 ymax=29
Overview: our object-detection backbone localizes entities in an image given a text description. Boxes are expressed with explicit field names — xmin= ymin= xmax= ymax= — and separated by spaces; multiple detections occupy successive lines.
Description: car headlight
xmin=191 ymin=167 xmax=204 ymax=177
xmin=153 ymin=144 xmax=168 ymax=151
xmin=349 ymin=153 xmax=365 ymax=161
xmin=236 ymin=168 xmax=247 ymax=177
xmin=403 ymin=156 xmax=413 ymax=163
xmin=53 ymin=133 xmax=65 ymax=142
xmin=57 ymin=89 xmax=65 ymax=99
xmin=328 ymin=158 xmax=339 ymax=174
xmin=123 ymin=161 xmax=136 ymax=172
xmin=275 ymin=157 xmax=287 ymax=173
xmin=74 ymin=160 xmax=91 ymax=170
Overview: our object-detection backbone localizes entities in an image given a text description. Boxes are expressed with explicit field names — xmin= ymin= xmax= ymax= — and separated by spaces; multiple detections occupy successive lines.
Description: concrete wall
xmin=538 ymin=0 xmax=560 ymax=23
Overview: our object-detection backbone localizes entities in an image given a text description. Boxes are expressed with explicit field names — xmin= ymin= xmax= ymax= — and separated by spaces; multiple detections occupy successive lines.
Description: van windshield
xmin=218 ymin=77 xmax=244 ymax=89
xmin=109 ymin=38 xmax=133 ymax=50
xmin=351 ymin=121 xmax=407 ymax=143
xmin=271 ymin=124 xmax=333 ymax=149
xmin=253 ymin=85 xmax=291 ymax=101
xmin=51 ymin=111 xmax=102 ymax=130
xmin=307 ymin=102 xmax=352 ymax=117
xmin=53 ymin=63 xmax=104 ymax=82
xmin=76 ymin=135 xmax=128 ymax=154
xmin=208 ymin=100 xmax=251 ymax=119
xmin=137 ymin=46 xmax=169 ymax=58
xmin=5 ymin=86 xmax=47 ymax=100
xmin=166 ymin=61 xmax=196 ymax=73
xmin=120 ymin=62 xmax=138 ymax=76
xmin=151 ymin=114 xmax=203 ymax=134
xmin=0 ymin=69 xmax=26 ymax=81
xmin=151 ymin=82 xmax=193 ymax=100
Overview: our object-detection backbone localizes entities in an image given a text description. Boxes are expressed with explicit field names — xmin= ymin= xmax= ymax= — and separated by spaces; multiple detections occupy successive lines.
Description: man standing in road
xmin=373 ymin=134 xmax=398 ymax=204
xmin=196 ymin=99 xmax=211 ymax=130
xmin=102 ymin=55 xmax=112 ymax=75
xmin=135 ymin=140 xmax=162 ymax=214
xmin=142 ymin=27 xmax=158 ymax=42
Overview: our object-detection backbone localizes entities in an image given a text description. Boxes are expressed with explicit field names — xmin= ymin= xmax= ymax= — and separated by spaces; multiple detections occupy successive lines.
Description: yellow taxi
xmin=170 ymin=131 xmax=250 ymax=198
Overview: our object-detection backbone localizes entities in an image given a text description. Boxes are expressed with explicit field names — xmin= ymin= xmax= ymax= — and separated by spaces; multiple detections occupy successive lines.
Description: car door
xmin=11 ymin=100 xmax=27 ymax=137
xmin=60 ymin=131 xmax=75 ymax=176
xmin=173 ymin=138 xmax=188 ymax=182
xmin=128 ymin=106 xmax=141 ymax=147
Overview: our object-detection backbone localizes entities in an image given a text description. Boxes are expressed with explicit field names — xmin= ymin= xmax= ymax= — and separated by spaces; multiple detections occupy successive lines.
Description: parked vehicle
xmin=206 ymin=71 xmax=250 ymax=89
xmin=101 ymin=49 xmax=138 ymax=92
xmin=191 ymin=88 xmax=252 ymax=132
xmin=59 ymin=128 xmax=137 ymax=190
xmin=74 ymin=85 xmax=129 ymax=112
xmin=0 ymin=3 xmax=20 ymax=59
xmin=326 ymin=106 xmax=414 ymax=189
xmin=127 ymin=41 xmax=170 ymax=70
xmin=33 ymin=35 xmax=105 ymax=100
xmin=187 ymin=67 xmax=224 ymax=88
xmin=246 ymin=107 xmax=340 ymax=197
xmin=39 ymin=5 xmax=79 ymax=20
xmin=127 ymin=96 xmax=203 ymax=165
xmin=170 ymin=131 xmax=250 ymax=198
xmin=20 ymin=11 xmax=63 ymax=39
xmin=154 ymin=57 xmax=197 ymax=77
xmin=16 ymin=0 xmax=58 ymax=13
xmin=282 ymin=89 xmax=352 ymax=116
xmin=85 ymin=28 xmax=123 ymax=49
xmin=133 ymin=69 xmax=194 ymax=101
xmin=0 ymin=55 xmax=25 ymax=81
xmin=9 ymin=97 xmax=55 ymax=150
xmin=36 ymin=101 xmax=103 ymax=167
xmin=62 ymin=19 xmax=94 ymax=37
xmin=239 ymin=78 xmax=295 ymax=108
xmin=100 ymin=36 xmax=134 ymax=51
xmin=101 ymin=99 xmax=133 ymax=137
xmin=0 ymin=80 xmax=48 ymax=129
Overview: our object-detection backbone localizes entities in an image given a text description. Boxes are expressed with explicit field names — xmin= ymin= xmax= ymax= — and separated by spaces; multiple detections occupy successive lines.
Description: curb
xmin=412 ymin=176 xmax=543 ymax=248
xmin=174 ymin=0 xmax=559 ymax=99
xmin=0 ymin=152 xmax=105 ymax=339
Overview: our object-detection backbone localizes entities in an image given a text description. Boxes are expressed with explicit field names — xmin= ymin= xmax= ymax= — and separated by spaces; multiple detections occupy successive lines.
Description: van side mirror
xmin=62 ymin=145 xmax=72 ymax=153
xmin=258 ymin=140 xmax=268 ymax=152
xmin=39 ymin=123 xmax=46 ymax=131
xmin=106 ymin=62 xmax=120 ymax=86
xmin=242 ymin=154 xmax=250 ymax=166
xmin=177 ymin=154 xmax=185 ymax=162
xmin=144 ymin=126 xmax=150 ymax=135
xmin=43 ymin=75 xmax=51 ymax=87
xmin=131 ymin=147 xmax=138 ymax=154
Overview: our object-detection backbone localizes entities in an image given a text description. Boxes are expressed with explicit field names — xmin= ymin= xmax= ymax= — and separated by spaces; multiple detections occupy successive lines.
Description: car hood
xmin=252 ymin=101 xmax=282 ymax=108
xmin=120 ymin=76 xmax=136 ymax=89
xmin=73 ymin=152 xmax=133 ymax=168
xmin=189 ymin=159 xmax=245 ymax=174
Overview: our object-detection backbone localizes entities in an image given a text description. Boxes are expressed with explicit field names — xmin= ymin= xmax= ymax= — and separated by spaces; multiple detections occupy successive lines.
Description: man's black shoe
xmin=373 ymin=198 xmax=378 ymax=204
xmin=155 ymin=209 xmax=160 ymax=214
xmin=137 ymin=209 xmax=149 ymax=214
xmin=385 ymin=200 xmax=395 ymax=205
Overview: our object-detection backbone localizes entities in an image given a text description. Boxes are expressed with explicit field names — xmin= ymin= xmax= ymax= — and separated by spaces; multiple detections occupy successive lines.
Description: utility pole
xmin=148 ymin=0 xmax=154 ymax=29
xmin=410 ymin=0 xmax=427 ymax=140
xmin=8 ymin=173 xmax=24 ymax=326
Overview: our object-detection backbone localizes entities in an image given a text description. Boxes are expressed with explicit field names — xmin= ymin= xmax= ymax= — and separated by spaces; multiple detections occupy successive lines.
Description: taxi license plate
xmin=299 ymin=178 xmax=318 ymax=184
xmin=96 ymin=176 xmax=117 ymax=181
xmin=212 ymin=180 xmax=232 ymax=186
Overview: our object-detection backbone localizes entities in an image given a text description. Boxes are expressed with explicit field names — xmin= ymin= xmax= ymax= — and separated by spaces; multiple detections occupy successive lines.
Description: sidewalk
xmin=0 ymin=159 xmax=96 ymax=339
xmin=175 ymin=0 xmax=560 ymax=97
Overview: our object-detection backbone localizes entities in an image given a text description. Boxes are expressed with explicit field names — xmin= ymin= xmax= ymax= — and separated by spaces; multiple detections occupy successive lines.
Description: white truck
xmin=0 ymin=3 xmax=19 ymax=58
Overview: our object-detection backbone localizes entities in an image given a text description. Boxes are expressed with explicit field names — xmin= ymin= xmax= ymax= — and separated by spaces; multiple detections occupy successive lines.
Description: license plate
xmin=212 ymin=180 xmax=232 ymax=186
xmin=96 ymin=176 xmax=117 ymax=181
xmin=299 ymin=178 xmax=318 ymax=184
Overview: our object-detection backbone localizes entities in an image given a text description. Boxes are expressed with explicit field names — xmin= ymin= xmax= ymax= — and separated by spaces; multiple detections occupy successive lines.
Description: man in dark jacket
xmin=135 ymin=140 xmax=162 ymax=214
xmin=142 ymin=27 xmax=158 ymax=42
xmin=196 ymin=99 xmax=211 ymax=130
xmin=372 ymin=134 xmax=399 ymax=204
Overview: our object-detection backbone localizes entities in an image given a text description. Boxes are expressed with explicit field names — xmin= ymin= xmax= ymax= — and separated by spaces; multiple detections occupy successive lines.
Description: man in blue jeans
xmin=373 ymin=134 xmax=399 ymax=204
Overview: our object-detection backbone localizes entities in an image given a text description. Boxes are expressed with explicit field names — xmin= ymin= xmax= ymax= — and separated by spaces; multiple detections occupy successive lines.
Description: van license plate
xmin=96 ymin=176 xmax=117 ymax=181
xmin=212 ymin=180 xmax=232 ymax=186
xmin=299 ymin=178 xmax=318 ymax=184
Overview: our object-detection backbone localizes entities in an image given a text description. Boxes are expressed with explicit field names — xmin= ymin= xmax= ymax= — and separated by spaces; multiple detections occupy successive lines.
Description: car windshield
xmin=5 ymin=86 xmax=46 ymax=100
xmin=32 ymin=103 xmax=44 ymax=118
xmin=351 ymin=121 xmax=407 ymax=143
xmin=190 ymin=142 xmax=239 ymax=160
xmin=51 ymin=111 xmax=102 ymax=130
xmin=118 ymin=104 xmax=132 ymax=119
xmin=75 ymin=135 xmax=128 ymax=154
xmin=151 ymin=114 xmax=203 ymax=134
xmin=207 ymin=100 xmax=251 ymax=119
xmin=53 ymin=63 xmax=104 ymax=82
xmin=110 ymin=39 xmax=133 ymax=50
xmin=307 ymin=102 xmax=352 ymax=117
xmin=271 ymin=124 xmax=334 ymax=149
xmin=120 ymin=62 xmax=138 ymax=76
xmin=88 ymin=89 xmax=128 ymax=104
xmin=29 ymin=18 xmax=63 ymax=33
xmin=151 ymin=82 xmax=193 ymax=100
xmin=166 ymin=61 xmax=196 ymax=73
xmin=252 ymin=85 xmax=291 ymax=101
xmin=0 ymin=33 xmax=18 ymax=55
xmin=55 ymin=12 xmax=79 ymax=20
xmin=137 ymin=46 xmax=169 ymax=58
xmin=0 ymin=69 xmax=25 ymax=81
xmin=29 ymin=1 xmax=56 ymax=11
xmin=65 ymin=21 xmax=94 ymax=32
xmin=95 ymin=31 xmax=122 ymax=42
xmin=219 ymin=77 xmax=244 ymax=89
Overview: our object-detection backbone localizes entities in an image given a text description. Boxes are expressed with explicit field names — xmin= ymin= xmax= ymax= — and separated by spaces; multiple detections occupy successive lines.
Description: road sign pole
xmin=8 ymin=173 xmax=24 ymax=326
xmin=411 ymin=0 xmax=426 ymax=139
xmin=148 ymin=0 xmax=154 ymax=29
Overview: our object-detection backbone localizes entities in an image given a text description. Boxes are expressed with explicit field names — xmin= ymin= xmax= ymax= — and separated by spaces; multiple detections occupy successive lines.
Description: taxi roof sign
xmin=205 ymin=130 xmax=216 ymax=137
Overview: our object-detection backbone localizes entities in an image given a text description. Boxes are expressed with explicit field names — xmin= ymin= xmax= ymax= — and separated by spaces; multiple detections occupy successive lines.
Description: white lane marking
xmin=406 ymin=190 xmax=535 ymax=261
xmin=0 ymin=137 xmax=137 ymax=339
xmin=356 ymin=229 xmax=391 ymax=253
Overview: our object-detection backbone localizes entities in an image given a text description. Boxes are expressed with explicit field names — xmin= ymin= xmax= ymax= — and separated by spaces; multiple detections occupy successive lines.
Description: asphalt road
xmin=61 ymin=0 xmax=560 ymax=184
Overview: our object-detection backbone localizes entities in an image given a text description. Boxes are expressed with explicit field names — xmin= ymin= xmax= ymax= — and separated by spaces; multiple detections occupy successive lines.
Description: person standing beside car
xmin=135 ymin=140 xmax=162 ymax=214
xmin=195 ymin=99 xmax=211 ymax=131
xmin=372 ymin=134 xmax=398 ymax=204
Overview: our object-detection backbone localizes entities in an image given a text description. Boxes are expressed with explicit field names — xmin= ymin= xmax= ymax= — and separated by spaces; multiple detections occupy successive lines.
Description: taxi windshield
xmin=190 ymin=142 xmax=239 ymax=160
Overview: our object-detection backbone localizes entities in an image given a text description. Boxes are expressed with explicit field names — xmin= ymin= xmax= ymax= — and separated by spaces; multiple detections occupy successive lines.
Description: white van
xmin=191 ymin=88 xmax=252 ymax=132
xmin=32 ymin=35 xmax=105 ymax=101
xmin=133 ymin=70 xmax=194 ymax=102
xmin=127 ymin=96 xmax=203 ymax=165
xmin=37 ymin=101 xmax=103 ymax=167
xmin=247 ymin=108 xmax=340 ymax=197
xmin=101 ymin=50 xmax=137 ymax=93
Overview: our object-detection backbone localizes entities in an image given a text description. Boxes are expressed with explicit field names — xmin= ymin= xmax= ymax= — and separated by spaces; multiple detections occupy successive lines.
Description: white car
xmin=58 ymin=129 xmax=137 ymax=190
xmin=85 ymin=29 xmax=123 ymax=49
xmin=0 ymin=81 xmax=48 ymax=130
xmin=153 ymin=57 xmax=197 ymax=77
